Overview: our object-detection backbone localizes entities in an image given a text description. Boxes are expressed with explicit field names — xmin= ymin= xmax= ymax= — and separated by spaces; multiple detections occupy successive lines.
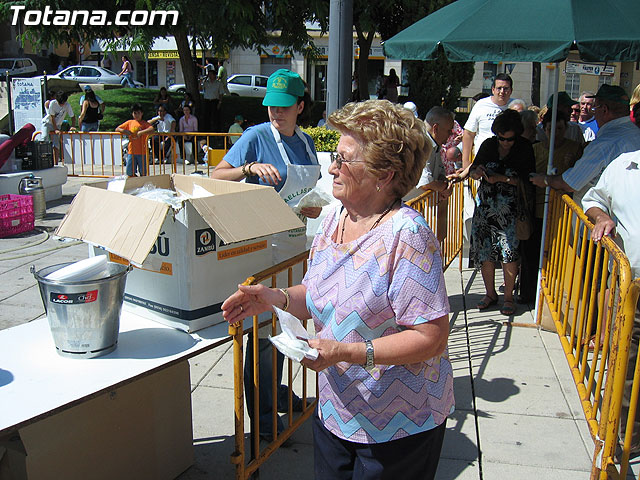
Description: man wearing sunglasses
xmin=461 ymin=73 xmax=516 ymax=169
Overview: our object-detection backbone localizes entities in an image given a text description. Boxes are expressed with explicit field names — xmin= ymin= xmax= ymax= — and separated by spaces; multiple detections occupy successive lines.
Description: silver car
xmin=51 ymin=65 xmax=144 ymax=87
xmin=227 ymin=74 xmax=269 ymax=97
xmin=167 ymin=74 xmax=269 ymax=97
xmin=0 ymin=57 xmax=38 ymax=77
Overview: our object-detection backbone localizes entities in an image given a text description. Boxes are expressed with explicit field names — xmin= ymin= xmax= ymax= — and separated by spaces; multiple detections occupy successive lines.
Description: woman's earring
xmin=376 ymin=184 xmax=381 ymax=192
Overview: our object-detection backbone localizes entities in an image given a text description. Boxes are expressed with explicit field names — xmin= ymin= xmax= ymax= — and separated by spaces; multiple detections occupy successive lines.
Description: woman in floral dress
xmin=469 ymin=109 xmax=535 ymax=316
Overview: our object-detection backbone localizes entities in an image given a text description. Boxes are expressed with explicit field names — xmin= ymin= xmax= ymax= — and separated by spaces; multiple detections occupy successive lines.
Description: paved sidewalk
xmin=0 ymin=177 xmax=602 ymax=479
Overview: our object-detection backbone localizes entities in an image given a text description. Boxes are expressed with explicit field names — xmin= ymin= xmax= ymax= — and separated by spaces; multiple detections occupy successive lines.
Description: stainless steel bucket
xmin=32 ymin=262 xmax=132 ymax=359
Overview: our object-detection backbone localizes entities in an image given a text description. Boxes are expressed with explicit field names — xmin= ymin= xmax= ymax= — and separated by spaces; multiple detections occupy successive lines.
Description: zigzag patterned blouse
xmin=302 ymin=205 xmax=455 ymax=444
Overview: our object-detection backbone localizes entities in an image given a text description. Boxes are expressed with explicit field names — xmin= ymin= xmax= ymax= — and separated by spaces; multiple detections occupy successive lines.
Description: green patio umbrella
xmin=383 ymin=0 xmax=640 ymax=63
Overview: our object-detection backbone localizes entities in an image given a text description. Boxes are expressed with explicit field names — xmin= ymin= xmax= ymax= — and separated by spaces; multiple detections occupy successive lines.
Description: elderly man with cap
xmin=531 ymin=85 xmax=640 ymax=206
xmin=536 ymin=91 xmax=585 ymax=146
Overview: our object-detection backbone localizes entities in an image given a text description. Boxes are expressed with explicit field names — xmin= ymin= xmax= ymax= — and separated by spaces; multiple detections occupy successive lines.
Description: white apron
xmin=270 ymin=124 xmax=321 ymax=264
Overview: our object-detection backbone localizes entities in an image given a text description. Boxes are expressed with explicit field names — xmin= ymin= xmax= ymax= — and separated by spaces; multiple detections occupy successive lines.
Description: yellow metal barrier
xmin=228 ymin=251 xmax=317 ymax=480
xmin=536 ymin=190 xmax=639 ymax=479
xmin=406 ymin=180 xmax=465 ymax=271
xmin=228 ymin=182 xmax=465 ymax=479
xmin=56 ymin=131 xmax=232 ymax=177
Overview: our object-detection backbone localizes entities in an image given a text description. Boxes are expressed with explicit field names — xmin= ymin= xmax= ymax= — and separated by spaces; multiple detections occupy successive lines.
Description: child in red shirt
xmin=116 ymin=103 xmax=154 ymax=176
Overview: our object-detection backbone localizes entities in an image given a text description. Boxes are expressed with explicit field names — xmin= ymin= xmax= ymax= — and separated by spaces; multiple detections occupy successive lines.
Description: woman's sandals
xmin=477 ymin=295 xmax=498 ymax=310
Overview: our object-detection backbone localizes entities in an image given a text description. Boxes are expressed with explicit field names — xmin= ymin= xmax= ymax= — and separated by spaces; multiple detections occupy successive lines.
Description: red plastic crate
xmin=0 ymin=194 xmax=34 ymax=238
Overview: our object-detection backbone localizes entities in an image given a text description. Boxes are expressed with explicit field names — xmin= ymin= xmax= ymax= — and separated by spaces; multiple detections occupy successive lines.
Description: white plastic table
xmin=0 ymin=311 xmax=234 ymax=479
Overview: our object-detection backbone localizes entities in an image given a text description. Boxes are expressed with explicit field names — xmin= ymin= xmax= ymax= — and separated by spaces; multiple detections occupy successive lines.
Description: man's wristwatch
xmin=543 ymin=175 xmax=550 ymax=187
xmin=364 ymin=340 xmax=374 ymax=370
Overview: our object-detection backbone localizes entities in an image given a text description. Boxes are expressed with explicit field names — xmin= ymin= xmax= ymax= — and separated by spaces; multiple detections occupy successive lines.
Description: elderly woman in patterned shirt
xmin=222 ymin=99 xmax=454 ymax=480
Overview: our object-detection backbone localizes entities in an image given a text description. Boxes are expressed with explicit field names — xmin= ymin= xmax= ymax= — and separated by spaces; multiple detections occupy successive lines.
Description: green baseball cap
xmin=546 ymin=91 xmax=578 ymax=109
xmin=586 ymin=84 xmax=630 ymax=105
xmin=262 ymin=69 xmax=305 ymax=107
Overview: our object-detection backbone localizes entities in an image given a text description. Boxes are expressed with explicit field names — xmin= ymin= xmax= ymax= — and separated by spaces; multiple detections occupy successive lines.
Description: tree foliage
xmin=406 ymin=48 xmax=475 ymax=114
xmin=353 ymin=0 xmax=473 ymax=112
xmin=3 ymin=0 xmax=327 ymax=104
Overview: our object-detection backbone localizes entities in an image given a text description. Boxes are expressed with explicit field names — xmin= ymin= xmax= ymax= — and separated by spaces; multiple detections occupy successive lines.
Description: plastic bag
xmin=291 ymin=187 xmax=334 ymax=214
xmin=129 ymin=184 xmax=185 ymax=210
xmin=268 ymin=306 xmax=318 ymax=363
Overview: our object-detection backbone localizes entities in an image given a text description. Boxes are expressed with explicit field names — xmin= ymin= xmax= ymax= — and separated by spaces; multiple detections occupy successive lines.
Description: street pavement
xmin=0 ymin=176 xmax=613 ymax=479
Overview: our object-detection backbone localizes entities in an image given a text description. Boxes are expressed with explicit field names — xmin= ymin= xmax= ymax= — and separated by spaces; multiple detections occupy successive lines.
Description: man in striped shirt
xmin=530 ymin=85 xmax=640 ymax=206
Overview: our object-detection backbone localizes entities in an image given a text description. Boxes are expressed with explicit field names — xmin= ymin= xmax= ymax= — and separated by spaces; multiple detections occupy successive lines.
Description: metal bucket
xmin=32 ymin=262 xmax=132 ymax=359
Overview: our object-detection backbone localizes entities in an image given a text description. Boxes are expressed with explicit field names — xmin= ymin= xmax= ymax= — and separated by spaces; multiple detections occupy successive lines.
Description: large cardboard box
xmin=56 ymin=174 xmax=304 ymax=332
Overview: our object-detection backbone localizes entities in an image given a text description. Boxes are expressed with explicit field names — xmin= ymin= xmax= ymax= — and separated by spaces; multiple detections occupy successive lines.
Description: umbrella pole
xmin=534 ymin=63 xmax=559 ymax=324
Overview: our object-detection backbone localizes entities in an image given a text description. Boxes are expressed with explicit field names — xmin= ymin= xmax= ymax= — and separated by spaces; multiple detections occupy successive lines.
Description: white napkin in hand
xmin=269 ymin=306 xmax=319 ymax=363
xmin=291 ymin=187 xmax=334 ymax=214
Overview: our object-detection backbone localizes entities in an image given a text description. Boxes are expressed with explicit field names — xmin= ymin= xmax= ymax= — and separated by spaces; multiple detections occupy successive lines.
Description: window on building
xmin=564 ymin=73 xmax=580 ymax=100
xmin=482 ymin=63 xmax=498 ymax=94
xmin=598 ymin=75 xmax=613 ymax=88
xmin=260 ymin=57 xmax=291 ymax=77
xmin=135 ymin=60 xmax=158 ymax=87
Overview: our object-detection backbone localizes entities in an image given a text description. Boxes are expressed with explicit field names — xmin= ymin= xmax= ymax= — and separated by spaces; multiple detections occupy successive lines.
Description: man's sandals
xmin=477 ymin=295 xmax=498 ymax=310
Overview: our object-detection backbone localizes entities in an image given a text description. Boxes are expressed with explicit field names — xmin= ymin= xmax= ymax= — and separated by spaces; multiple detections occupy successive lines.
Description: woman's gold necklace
xmin=340 ymin=199 xmax=398 ymax=244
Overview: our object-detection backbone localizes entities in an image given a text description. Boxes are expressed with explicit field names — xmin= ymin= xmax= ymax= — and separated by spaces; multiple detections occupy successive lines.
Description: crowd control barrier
xmin=228 ymin=181 xmax=466 ymax=479
xmin=536 ymin=190 xmax=639 ymax=479
xmin=56 ymin=131 xmax=238 ymax=177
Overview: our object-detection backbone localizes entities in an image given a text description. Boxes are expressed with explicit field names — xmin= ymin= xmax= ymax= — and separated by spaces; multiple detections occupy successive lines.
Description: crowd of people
xmin=32 ymin=60 xmax=640 ymax=472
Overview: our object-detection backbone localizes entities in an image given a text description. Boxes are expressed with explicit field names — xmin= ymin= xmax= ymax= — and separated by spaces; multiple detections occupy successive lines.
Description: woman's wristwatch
xmin=364 ymin=340 xmax=374 ymax=370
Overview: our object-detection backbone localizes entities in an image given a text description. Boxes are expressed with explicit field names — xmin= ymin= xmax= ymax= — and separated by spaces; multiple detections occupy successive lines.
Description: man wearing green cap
xmin=531 ymin=84 xmax=640 ymax=206
xmin=536 ymin=91 xmax=585 ymax=146
xmin=212 ymin=68 xmax=321 ymax=439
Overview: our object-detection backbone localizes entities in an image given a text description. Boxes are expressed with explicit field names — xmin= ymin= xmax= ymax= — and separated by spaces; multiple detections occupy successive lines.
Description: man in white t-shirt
xmin=462 ymin=73 xmax=514 ymax=168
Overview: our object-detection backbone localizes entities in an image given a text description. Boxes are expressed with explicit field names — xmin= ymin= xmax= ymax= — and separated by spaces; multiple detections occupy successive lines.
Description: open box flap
xmin=188 ymin=188 xmax=304 ymax=244
xmin=55 ymin=185 xmax=169 ymax=265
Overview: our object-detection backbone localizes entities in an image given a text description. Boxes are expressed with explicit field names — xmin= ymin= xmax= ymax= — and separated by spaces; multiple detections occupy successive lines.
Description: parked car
xmin=227 ymin=74 xmax=268 ymax=97
xmin=167 ymin=74 xmax=269 ymax=97
xmin=48 ymin=65 xmax=144 ymax=87
xmin=0 ymin=57 xmax=38 ymax=77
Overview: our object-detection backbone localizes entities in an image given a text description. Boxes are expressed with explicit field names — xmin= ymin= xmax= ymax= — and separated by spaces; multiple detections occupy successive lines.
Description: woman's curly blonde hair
xmin=328 ymin=99 xmax=431 ymax=199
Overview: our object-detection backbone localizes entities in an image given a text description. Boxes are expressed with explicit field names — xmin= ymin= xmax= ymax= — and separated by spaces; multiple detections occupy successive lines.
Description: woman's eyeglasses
xmin=497 ymin=135 xmax=516 ymax=142
xmin=330 ymin=152 xmax=365 ymax=169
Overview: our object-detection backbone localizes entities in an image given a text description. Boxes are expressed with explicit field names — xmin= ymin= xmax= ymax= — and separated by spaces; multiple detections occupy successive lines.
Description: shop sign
xmin=566 ymin=61 xmax=615 ymax=76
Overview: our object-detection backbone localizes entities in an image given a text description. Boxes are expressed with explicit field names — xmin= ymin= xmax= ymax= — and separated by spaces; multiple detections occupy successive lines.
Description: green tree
xmin=352 ymin=0 xmax=473 ymax=111
xmin=405 ymin=47 xmax=475 ymax=114
xmin=3 ymin=0 xmax=327 ymax=105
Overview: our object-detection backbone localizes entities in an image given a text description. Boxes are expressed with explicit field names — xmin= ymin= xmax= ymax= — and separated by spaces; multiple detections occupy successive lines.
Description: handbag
xmin=516 ymin=179 xmax=532 ymax=241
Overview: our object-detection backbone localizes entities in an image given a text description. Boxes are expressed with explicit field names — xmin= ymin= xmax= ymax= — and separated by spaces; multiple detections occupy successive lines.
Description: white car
xmin=0 ymin=57 xmax=38 ymax=77
xmin=49 ymin=65 xmax=144 ymax=87
xmin=227 ymin=74 xmax=268 ymax=97
xmin=167 ymin=74 xmax=269 ymax=97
